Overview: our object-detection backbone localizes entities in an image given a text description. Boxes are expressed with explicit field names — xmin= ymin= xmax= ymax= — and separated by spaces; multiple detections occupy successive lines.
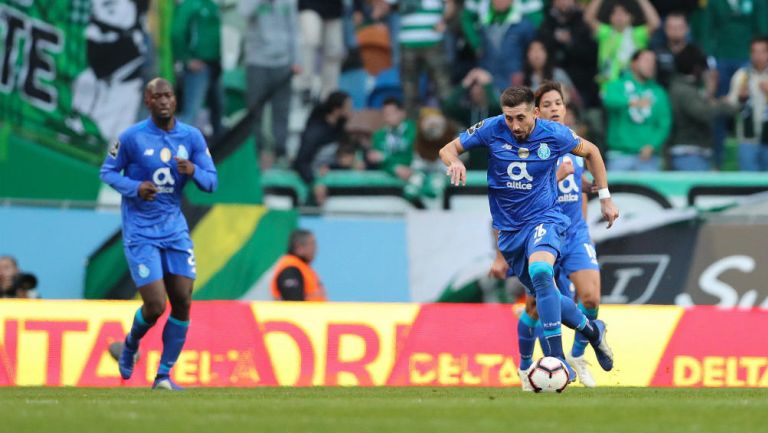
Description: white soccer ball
xmin=527 ymin=356 xmax=570 ymax=393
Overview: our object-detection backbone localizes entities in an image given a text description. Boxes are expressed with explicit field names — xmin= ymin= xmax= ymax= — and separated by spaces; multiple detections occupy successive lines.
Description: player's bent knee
xmin=581 ymin=298 xmax=599 ymax=310
xmin=143 ymin=302 xmax=166 ymax=323
xmin=528 ymin=262 xmax=554 ymax=279
xmin=170 ymin=296 xmax=191 ymax=314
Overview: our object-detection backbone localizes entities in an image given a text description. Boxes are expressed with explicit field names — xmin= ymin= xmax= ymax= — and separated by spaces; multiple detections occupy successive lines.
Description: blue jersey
xmin=459 ymin=116 xmax=581 ymax=231
xmin=556 ymin=154 xmax=587 ymax=234
xmin=100 ymin=118 xmax=218 ymax=244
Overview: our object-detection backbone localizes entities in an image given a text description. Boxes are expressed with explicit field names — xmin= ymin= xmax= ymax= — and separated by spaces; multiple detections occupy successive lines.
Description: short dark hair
xmin=323 ymin=91 xmax=350 ymax=114
xmin=666 ymin=11 xmax=688 ymax=23
xmin=288 ymin=229 xmax=314 ymax=255
xmin=500 ymin=86 xmax=534 ymax=109
xmin=631 ymin=48 xmax=653 ymax=62
xmin=752 ymin=35 xmax=768 ymax=48
xmin=381 ymin=97 xmax=403 ymax=109
xmin=534 ymin=81 xmax=564 ymax=107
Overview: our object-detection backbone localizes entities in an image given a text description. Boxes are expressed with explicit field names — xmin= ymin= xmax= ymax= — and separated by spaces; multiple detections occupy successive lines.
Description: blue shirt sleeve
xmin=99 ymin=134 xmax=141 ymax=197
xmin=458 ymin=118 xmax=492 ymax=151
xmin=189 ymin=130 xmax=218 ymax=193
xmin=551 ymin=122 xmax=581 ymax=157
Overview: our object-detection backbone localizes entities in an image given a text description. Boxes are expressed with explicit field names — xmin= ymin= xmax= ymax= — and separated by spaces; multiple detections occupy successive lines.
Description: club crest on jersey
xmin=537 ymin=143 xmax=551 ymax=159
xmin=108 ymin=140 xmax=120 ymax=158
xmin=467 ymin=120 xmax=484 ymax=135
xmin=160 ymin=147 xmax=172 ymax=163
xmin=177 ymin=145 xmax=189 ymax=160
xmin=518 ymin=147 xmax=530 ymax=159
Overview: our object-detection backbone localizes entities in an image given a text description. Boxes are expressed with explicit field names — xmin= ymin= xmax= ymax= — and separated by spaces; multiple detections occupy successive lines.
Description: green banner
xmin=0 ymin=0 xmax=151 ymax=165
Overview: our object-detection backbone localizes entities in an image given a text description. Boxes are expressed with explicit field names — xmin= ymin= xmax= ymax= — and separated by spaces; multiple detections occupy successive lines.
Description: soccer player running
xmin=498 ymin=81 xmax=603 ymax=388
xmin=439 ymin=85 xmax=617 ymax=384
xmin=100 ymin=78 xmax=218 ymax=390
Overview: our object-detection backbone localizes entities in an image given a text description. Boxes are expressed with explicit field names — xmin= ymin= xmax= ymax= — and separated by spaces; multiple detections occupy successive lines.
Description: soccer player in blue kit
xmin=100 ymin=78 xmax=218 ymax=390
xmin=513 ymin=81 xmax=604 ymax=388
xmin=439 ymin=86 xmax=617 ymax=383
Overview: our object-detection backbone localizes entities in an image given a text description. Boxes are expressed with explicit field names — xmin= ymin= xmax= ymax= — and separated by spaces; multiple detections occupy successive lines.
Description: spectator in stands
xmin=443 ymin=68 xmax=502 ymax=128
xmin=470 ymin=0 xmax=536 ymax=94
xmin=411 ymin=108 xmax=458 ymax=197
xmin=727 ymin=37 xmax=768 ymax=171
xmin=271 ymin=229 xmax=326 ymax=301
xmin=652 ymin=12 xmax=708 ymax=89
xmin=584 ymin=0 xmax=660 ymax=87
xmin=293 ymin=91 xmax=353 ymax=205
xmin=296 ymin=1 xmax=345 ymax=103
xmin=603 ymin=49 xmax=671 ymax=171
xmin=538 ymin=0 xmax=600 ymax=108
xmin=399 ymin=0 xmax=454 ymax=120
xmin=704 ymin=0 xmax=768 ymax=99
xmin=522 ymin=39 xmax=580 ymax=105
xmin=239 ymin=0 xmax=301 ymax=169
xmin=462 ymin=0 xmax=544 ymax=59
xmin=172 ymin=0 xmax=223 ymax=138
xmin=668 ymin=49 xmax=736 ymax=171
xmin=442 ymin=68 xmax=501 ymax=171
xmin=369 ymin=97 xmax=416 ymax=181
xmin=0 ymin=256 xmax=38 ymax=299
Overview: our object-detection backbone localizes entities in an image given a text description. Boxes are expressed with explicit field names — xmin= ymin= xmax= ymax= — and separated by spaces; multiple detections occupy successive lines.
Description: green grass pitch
xmin=2 ymin=387 xmax=767 ymax=433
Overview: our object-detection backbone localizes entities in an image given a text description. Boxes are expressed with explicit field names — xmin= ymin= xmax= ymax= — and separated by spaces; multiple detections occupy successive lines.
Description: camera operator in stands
xmin=0 ymin=255 xmax=38 ymax=298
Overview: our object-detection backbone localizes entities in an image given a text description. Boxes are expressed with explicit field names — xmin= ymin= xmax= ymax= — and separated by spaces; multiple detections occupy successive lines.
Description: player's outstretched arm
xmin=99 ymin=139 xmax=142 ymax=198
xmin=439 ymin=138 xmax=467 ymax=186
xmin=571 ymin=139 xmax=619 ymax=228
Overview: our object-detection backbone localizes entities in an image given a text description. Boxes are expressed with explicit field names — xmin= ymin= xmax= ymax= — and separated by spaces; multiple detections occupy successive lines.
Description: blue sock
xmin=560 ymin=294 xmax=588 ymax=330
xmin=530 ymin=262 xmax=564 ymax=359
xmin=517 ymin=311 xmax=537 ymax=370
xmin=125 ymin=307 xmax=154 ymax=350
xmin=572 ymin=302 xmax=598 ymax=357
xmin=157 ymin=316 xmax=189 ymax=377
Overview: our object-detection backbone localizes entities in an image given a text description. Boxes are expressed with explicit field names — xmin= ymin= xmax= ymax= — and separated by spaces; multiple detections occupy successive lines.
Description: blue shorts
xmin=556 ymin=224 xmax=599 ymax=298
xmin=124 ymin=237 xmax=197 ymax=287
xmin=498 ymin=216 xmax=569 ymax=294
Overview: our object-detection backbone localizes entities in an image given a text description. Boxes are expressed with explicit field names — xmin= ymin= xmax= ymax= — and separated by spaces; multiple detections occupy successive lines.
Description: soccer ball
xmin=527 ymin=356 xmax=570 ymax=393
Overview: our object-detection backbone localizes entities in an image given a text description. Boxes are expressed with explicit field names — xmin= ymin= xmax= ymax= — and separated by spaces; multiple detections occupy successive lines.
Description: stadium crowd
xmin=166 ymin=0 xmax=768 ymax=204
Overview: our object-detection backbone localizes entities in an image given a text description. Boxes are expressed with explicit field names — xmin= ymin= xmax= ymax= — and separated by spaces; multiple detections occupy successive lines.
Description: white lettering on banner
xmin=152 ymin=167 xmax=175 ymax=193
xmin=600 ymin=255 xmax=670 ymax=304
xmin=676 ymin=255 xmax=768 ymax=308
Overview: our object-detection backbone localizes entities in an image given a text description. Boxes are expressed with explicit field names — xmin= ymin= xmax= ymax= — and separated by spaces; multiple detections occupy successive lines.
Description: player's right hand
xmin=138 ymin=181 xmax=158 ymax=201
xmin=446 ymin=161 xmax=467 ymax=186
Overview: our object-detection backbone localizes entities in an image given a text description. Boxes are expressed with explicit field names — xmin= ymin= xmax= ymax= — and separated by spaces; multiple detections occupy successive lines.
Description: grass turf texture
xmin=2 ymin=387 xmax=767 ymax=433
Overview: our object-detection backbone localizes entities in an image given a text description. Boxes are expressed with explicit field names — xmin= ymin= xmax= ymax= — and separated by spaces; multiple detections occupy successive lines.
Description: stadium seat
xmin=367 ymin=67 xmax=402 ymax=108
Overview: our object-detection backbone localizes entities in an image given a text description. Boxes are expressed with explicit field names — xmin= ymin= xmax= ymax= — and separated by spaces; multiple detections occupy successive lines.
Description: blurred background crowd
xmin=161 ymin=0 xmax=768 ymax=205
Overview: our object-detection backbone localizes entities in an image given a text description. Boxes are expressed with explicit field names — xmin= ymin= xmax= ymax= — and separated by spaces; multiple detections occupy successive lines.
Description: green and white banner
xmin=0 ymin=0 xmax=149 ymax=163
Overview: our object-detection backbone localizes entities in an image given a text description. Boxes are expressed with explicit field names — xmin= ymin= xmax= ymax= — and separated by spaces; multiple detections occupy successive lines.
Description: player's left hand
xmin=600 ymin=197 xmax=620 ymax=229
xmin=175 ymin=157 xmax=195 ymax=176
xmin=489 ymin=254 xmax=509 ymax=279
